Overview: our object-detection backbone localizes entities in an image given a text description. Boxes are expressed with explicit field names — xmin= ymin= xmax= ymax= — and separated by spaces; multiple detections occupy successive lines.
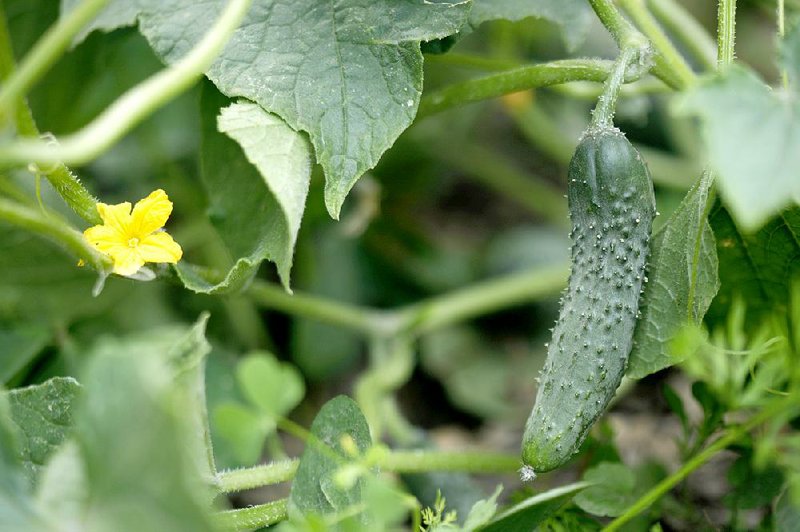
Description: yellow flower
xmin=84 ymin=189 xmax=182 ymax=276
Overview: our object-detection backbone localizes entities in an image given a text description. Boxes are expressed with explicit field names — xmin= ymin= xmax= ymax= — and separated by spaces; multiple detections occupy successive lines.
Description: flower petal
xmin=84 ymin=224 xmax=126 ymax=254
xmin=96 ymin=201 xmax=133 ymax=236
xmin=111 ymin=248 xmax=145 ymax=276
xmin=138 ymin=231 xmax=183 ymax=264
xmin=130 ymin=189 xmax=173 ymax=236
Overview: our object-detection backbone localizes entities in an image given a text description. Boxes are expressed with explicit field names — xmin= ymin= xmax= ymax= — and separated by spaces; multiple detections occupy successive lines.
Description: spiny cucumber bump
xmin=521 ymin=127 xmax=655 ymax=474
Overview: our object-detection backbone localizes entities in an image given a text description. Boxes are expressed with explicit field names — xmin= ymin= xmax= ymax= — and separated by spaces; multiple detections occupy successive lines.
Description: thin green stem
xmin=379 ymin=450 xmax=521 ymax=474
xmin=603 ymin=395 xmax=799 ymax=531
xmin=213 ymin=499 xmax=288 ymax=531
xmin=217 ymin=460 xmax=298 ymax=493
xmin=0 ymin=0 xmax=253 ymax=167
xmin=417 ymin=59 xmax=629 ymax=119
xmin=247 ymin=279 xmax=396 ymax=336
xmin=215 ymin=450 xmax=522 ymax=495
xmin=0 ymin=0 xmax=109 ymax=120
xmin=396 ymin=265 xmax=568 ymax=336
xmin=0 ymin=5 xmax=100 ymax=224
xmin=587 ymin=0 xmax=685 ymax=89
xmin=647 ymin=0 xmax=717 ymax=71
xmin=0 ymin=197 xmax=110 ymax=272
xmin=617 ymin=0 xmax=697 ymax=84
xmin=717 ymin=0 xmax=737 ymax=68
xmin=591 ymin=46 xmax=639 ymax=130
xmin=423 ymin=52 xmax=520 ymax=72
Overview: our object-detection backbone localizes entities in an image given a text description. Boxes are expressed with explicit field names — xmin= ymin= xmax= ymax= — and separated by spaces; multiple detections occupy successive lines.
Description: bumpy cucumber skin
xmin=522 ymin=128 xmax=656 ymax=472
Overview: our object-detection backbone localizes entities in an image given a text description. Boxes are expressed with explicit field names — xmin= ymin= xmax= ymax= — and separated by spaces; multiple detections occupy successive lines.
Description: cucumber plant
xmin=522 ymin=45 xmax=657 ymax=474
xmin=2 ymin=0 xmax=800 ymax=531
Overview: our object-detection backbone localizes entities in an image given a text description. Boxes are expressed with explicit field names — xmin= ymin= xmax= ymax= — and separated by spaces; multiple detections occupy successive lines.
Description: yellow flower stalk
xmin=84 ymin=189 xmax=182 ymax=276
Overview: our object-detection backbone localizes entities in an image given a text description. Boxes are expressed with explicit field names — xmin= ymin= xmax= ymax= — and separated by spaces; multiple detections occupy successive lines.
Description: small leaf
xmin=775 ymin=487 xmax=800 ymax=532
xmin=574 ymin=463 xmax=637 ymax=517
xmin=289 ymin=396 xmax=372 ymax=518
xmin=469 ymin=0 xmax=592 ymax=51
xmin=479 ymin=482 xmax=589 ymax=531
xmin=237 ymin=353 xmax=305 ymax=419
xmin=628 ymin=172 xmax=719 ymax=378
xmin=461 ymin=485 xmax=502 ymax=531
xmin=5 ymin=377 xmax=81 ymax=481
xmin=677 ymin=65 xmax=800 ymax=231
xmin=213 ymin=402 xmax=271 ymax=465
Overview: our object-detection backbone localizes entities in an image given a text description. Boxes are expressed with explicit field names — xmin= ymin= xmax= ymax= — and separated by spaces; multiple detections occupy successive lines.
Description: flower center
xmin=127 ymin=237 xmax=140 ymax=248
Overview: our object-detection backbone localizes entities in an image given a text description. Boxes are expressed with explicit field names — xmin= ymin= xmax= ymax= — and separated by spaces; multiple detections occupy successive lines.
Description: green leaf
xmin=574 ymin=463 xmax=637 ymax=517
xmin=0 ymin=323 xmax=50 ymax=384
xmin=34 ymin=442 xmax=87 ymax=527
xmin=5 ymin=377 xmax=81 ymax=482
xmin=479 ymin=481 xmax=589 ymax=532
xmin=628 ymin=172 xmax=719 ymax=378
xmin=76 ymin=323 xmax=218 ymax=531
xmin=289 ymin=395 xmax=372 ymax=519
xmin=175 ymin=87 xmax=312 ymax=293
xmin=706 ymin=206 xmax=800 ymax=330
xmin=461 ymin=485 xmax=502 ymax=531
xmin=677 ymin=64 xmax=800 ymax=231
xmin=725 ymin=453 xmax=784 ymax=510
xmin=775 ymin=488 xmax=800 ymax=532
xmin=65 ymin=0 xmax=471 ymax=217
xmin=237 ymin=352 xmax=305 ymax=419
xmin=469 ymin=0 xmax=591 ymax=51
xmin=212 ymin=402 xmax=270 ymax=465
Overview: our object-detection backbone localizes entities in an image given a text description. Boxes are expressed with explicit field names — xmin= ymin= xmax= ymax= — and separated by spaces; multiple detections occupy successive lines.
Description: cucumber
xmin=521 ymin=127 xmax=656 ymax=473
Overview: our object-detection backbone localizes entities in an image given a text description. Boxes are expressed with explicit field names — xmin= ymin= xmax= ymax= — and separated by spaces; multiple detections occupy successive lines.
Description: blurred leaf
xmin=0 ymin=323 xmax=50 ymax=384
xmin=480 ymin=482 xmax=588 ymax=532
xmin=34 ymin=442 xmax=86 ymax=528
xmin=64 ymin=0 xmax=471 ymax=217
xmin=706 ymin=206 xmax=800 ymax=331
xmin=469 ymin=0 xmax=591 ymax=51
xmin=289 ymin=396 xmax=372 ymax=520
xmin=237 ymin=352 xmax=305 ymax=418
xmin=628 ymin=172 xmax=719 ymax=378
xmin=175 ymin=87 xmax=311 ymax=293
xmin=75 ymin=322 xmax=218 ymax=531
xmin=574 ymin=462 xmax=637 ymax=517
xmin=775 ymin=488 xmax=800 ymax=532
xmin=361 ymin=476 xmax=410 ymax=528
xmin=677 ymin=60 xmax=800 ymax=231
xmin=4 ymin=377 xmax=81 ymax=482
xmin=691 ymin=381 xmax=725 ymax=442
xmin=725 ymin=453 xmax=784 ymax=510
xmin=212 ymin=402 xmax=270 ymax=465
xmin=460 ymin=485 xmax=502 ymax=530
xmin=662 ymin=384 xmax=688 ymax=436
xmin=0 ymin=394 xmax=48 ymax=530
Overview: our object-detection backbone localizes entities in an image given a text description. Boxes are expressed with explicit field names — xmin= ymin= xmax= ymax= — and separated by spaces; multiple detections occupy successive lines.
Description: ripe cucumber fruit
xmin=521 ymin=127 xmax=656 ymax=473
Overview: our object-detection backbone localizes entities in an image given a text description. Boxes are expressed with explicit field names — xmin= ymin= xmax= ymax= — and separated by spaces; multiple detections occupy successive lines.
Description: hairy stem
xmin=604 ymin=395 xmax=799 ymax=531
xmin=213 ymin=499 xmax=288 ymax=531
xmin=215 ymin=450 xmax=522 ymax=495
xmin=617 ymin=0 xmax=697 ymax=84
xmin=417 ymin=59 xmax=630 ymax=118
xmin=0 ymin=197 xmax=110 ymax=271
xmin=647 ymin=0 xmax=717 ymax=71
xmin=717 ymin=0 xmax=737 ymax=68
xmin=0 ymin=0 xmax=253 ymax=167
xmin=0 ymin=0 xmax=109 ymax=120
xmin=0 ymin=5 xmax=100 ymax=224
xmin=591 ymin=46 xmax=639 ymax=130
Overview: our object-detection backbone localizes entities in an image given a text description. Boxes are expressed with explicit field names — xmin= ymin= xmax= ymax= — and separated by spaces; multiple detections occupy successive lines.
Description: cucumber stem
xmin=590 ymin=46 xmax=640 ymax=130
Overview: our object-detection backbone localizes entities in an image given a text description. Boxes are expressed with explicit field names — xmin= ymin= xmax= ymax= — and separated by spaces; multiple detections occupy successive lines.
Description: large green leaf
xmin=289 ymin=396 xmax=372 ymax=520
xmin=175 ymin=87 xmax=311 ymax=293
xmin=75 ymin=320 xmax=218 ymax=531
xmin=63 ymin=0 xmax=471 ymax=217
xmin=705 ymin=206 xmax=800 ymax=330
xmin=5 ymin=378 xmax=81 ymax=482
xmin=677 ymin=24 xmax=800 ymax=231
xmin=469 ymin=0 xmax=591 ymax=50
xmin=627 ymin=172 xmax=719 ymax=378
